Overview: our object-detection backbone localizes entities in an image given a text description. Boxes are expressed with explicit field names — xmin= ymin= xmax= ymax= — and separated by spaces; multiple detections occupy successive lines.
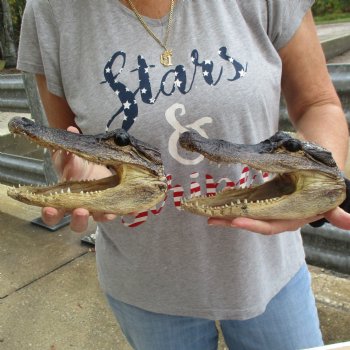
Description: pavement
xmin=0 ymin=23 xmax=350 ymax=350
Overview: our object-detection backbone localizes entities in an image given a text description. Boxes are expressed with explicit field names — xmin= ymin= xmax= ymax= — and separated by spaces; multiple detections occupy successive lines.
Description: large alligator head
xmin=7 ymin=117 xmax=167 ymax=214
xmin=179 ymin=131 xmax=346 ymax=220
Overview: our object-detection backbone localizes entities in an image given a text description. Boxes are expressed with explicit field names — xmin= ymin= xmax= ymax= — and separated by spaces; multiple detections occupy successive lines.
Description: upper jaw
xmin=179 ymin=130 xmax=342 ymax=178
xmin=8 ymin=117 xmax=164 ymax=177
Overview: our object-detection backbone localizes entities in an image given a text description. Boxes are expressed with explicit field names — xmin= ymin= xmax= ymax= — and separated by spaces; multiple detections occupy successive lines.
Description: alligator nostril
xmin=115 ymin=133 xmax=130 ymax=146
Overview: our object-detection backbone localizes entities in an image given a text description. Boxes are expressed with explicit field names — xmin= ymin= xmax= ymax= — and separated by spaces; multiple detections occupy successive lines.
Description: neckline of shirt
xmin=115 ymin=0 xmax=184 ymax=27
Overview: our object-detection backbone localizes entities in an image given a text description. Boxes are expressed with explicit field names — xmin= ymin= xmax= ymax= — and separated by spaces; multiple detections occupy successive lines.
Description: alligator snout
xmin=179 ymin=130 xmax=346 ymax=220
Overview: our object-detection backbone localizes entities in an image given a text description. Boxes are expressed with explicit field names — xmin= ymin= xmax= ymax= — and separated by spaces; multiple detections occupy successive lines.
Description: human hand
xmin=41 ymin=126 xmax=117 ymax=232
xmin=208 ymin=206 xmax=350 ymax=235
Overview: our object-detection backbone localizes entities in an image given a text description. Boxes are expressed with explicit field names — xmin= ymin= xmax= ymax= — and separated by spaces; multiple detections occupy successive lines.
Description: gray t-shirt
xmin=18 ymin=0 xmax=314 ymax=320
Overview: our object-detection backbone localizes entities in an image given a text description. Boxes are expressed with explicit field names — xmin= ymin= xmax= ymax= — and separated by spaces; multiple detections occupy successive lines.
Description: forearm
xmin=292 ymin=102 xmax=349 ymax=170
xmin=278 ymin=10 xmax=349 ymax=171
xmin=35 ymin=74 xmax=77 ymax=130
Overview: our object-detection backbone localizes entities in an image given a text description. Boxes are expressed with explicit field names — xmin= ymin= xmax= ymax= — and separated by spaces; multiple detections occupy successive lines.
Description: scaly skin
xmin=7 ymin=117 xmax=167 ymax=214
xmin=179 ymin=131 xmax=346 ymax=220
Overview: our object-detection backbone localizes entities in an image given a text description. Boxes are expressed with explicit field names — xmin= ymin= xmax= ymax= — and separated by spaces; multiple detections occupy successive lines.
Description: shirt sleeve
xmin=17 ymin=0 xmax=64 ymax=97
xmin=266 ymin=0 xmax=315 ymax=51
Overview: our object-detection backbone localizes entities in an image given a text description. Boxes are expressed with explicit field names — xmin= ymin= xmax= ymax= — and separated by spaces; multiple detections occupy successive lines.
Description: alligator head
xmin=7 ymin=117 xmax=167 ymax=214
xmin=179 ymin=131 xmax=346 ymax=220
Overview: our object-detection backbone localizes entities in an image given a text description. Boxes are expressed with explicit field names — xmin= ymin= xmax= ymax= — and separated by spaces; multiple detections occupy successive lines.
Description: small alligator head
xmin=7 ymin=117 xmax=167 ymax=214
xmin=179 ymin=131 xmax=346 ymax=220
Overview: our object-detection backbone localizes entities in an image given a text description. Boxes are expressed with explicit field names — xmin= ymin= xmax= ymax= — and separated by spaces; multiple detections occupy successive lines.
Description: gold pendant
xmin=160 ymin=49 xmax=173 ymax=67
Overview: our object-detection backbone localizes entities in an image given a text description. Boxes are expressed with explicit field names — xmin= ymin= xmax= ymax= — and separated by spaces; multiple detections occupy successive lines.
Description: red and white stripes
xmin=121 ymin=167 xmax=268 ymax=228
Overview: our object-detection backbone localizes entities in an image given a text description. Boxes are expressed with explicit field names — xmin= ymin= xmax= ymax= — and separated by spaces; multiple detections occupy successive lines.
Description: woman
xmin=17 ymin=0 xmax=350 ymax=349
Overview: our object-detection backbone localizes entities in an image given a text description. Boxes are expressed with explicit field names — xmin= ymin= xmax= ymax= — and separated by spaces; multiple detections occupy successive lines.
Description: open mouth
xmin=7 ymin=117 xmax=167 ymax=214
xmin=179 ymin=130 xmax=345 ymax=220
xmin=182 ymin=173 xmax=296 ymax=207
xmin=180 ymin=171 xmax=305 ymax=219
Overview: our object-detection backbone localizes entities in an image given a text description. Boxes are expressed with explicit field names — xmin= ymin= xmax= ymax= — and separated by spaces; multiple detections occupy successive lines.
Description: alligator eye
xmin=283 ymin=139 xmax=302 ymax=152
xmin=114 ymin=133 xmax=130 ymax=146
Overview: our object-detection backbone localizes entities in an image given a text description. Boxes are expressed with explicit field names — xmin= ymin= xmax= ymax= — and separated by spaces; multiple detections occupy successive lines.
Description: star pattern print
xmin=102 ymin=51 xmax=139 ymax=131
xmin=101 ymin=47 xmax=247 ymax=131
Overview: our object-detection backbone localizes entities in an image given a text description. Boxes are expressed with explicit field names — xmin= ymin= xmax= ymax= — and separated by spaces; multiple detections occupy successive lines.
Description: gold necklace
xmin=126 ymin=0 xmax=175 ymax=67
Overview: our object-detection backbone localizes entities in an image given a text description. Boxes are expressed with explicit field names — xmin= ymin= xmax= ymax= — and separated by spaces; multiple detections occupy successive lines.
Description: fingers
xmin=208 ymin=206 xmax=350 ymax=235
xmin=70 ymin=209 xmax=116 ymax=232
xmin=323 ymin=207 xmax=350 ymax=230
xmin=42 ymin=207 xmax=89 ymax=232
xmin=208 ymin=216 xmax=320 ymax=235
xmin=42 ymin=207 xmax=117 ymax=233
xmin=42 ymin=207 xmax=66 ymax=226
xmin=67 ymin=126 xmax=80 ymax=133
xmin=70 ymin=209 xmax=117 ymax=232
xmin=92 ymin=212 xmax=117 ymax=222
xmin=232 ymin=217 xmax=312 ymax=235
xmin=69 ymin=208 xmax=90 ymax=232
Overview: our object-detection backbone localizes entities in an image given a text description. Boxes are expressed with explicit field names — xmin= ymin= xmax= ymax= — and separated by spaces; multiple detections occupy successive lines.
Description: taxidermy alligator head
xmin=179 ymin=131 xmax=346 ymax=220
xmin=7 ymin=117 xmax=167 ymax=214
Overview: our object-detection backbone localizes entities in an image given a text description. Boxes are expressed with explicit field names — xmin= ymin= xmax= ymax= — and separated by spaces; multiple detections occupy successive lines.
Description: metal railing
xmin=0 ymin=74 xmax=29 ymax=112
xmin=302 ymin=224 xmax=350 ymax=274
xmin=0 ymin=73 xmax=57 ymax=186
xmin=0 ymin=152 xmax=46 ymax=185
xmin=279 ymin=64 xmax=350 ymax=130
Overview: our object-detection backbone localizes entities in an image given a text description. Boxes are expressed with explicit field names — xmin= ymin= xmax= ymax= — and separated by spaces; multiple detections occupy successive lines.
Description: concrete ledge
xmin=322 ymin=34 xmax=350 ymax=61
xmin=310 ymin=266 xmax=350 ymax=345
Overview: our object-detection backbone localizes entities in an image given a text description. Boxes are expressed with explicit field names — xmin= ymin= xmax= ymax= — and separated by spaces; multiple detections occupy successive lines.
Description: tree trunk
xmin=0 ymin=0 xmax=17 ymax=67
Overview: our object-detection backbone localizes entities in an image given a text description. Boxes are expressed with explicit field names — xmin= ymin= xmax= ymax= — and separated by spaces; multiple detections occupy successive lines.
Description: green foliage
xmin=8 ymin=0 xmax=26 ymax=46
xmin=312 ymin=0 xmax=350 ymax=16
xmin=339 ymin=0 xmax=350 ymax=12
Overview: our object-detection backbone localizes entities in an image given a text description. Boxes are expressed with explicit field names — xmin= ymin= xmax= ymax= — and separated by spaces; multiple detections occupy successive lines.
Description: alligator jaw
xmin=7 ymin=117 xmax=167 ymax=214
xmin=179 ymin=131 xmax=346 ymax=220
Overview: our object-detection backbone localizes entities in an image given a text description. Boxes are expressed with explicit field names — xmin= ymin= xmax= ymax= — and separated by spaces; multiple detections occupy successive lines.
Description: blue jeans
xmin=106 ymin=264 xmax=323 ymax=350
